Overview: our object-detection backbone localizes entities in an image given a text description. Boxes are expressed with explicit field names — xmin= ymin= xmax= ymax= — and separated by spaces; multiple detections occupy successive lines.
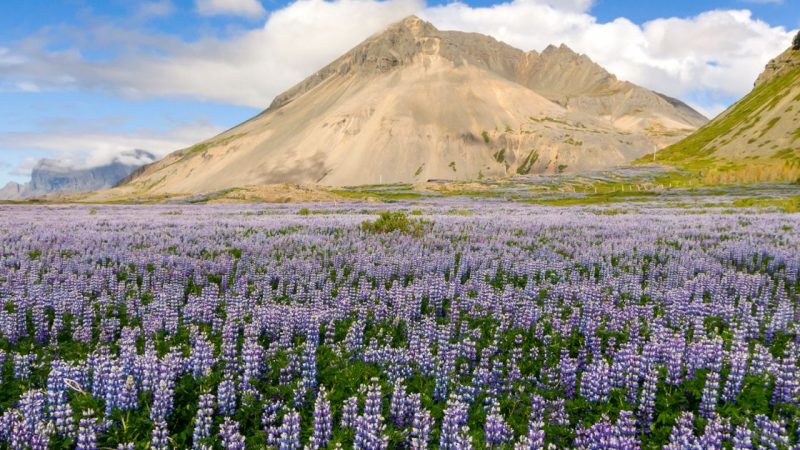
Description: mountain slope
xmin=120 ymin=16 xmax=706 ymax=193
xmin=651 ymin=35 xmax=800 ymax=184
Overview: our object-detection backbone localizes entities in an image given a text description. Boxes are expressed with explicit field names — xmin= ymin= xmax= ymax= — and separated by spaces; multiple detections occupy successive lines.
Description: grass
xmin=730 ymin=195 xmax=800 ymax=213
xmin=525 ymin=191 xmax=659 ymax=206
xmin=641 ymin=64 xmax=800 ymax=181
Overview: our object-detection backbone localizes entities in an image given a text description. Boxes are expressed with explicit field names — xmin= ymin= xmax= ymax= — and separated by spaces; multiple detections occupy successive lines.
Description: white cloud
xmin=137 ymin=0 xmax=176 ymax=18
xmin=0 ymin=0 xmax=794 ymax=112
xmin=421 ymin=2 xmax=793 ymax=109
xmin=196 ymin=0 xmax=267 ymax=18
xmin=0 ymin=123 xmax=223 ymax=175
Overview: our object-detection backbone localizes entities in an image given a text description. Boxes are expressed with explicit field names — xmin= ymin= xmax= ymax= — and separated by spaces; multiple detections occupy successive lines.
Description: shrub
xmin=361 ymin=211 xmax=430 ymax=236
xmin=298 ymin=208 xmax=310 ymax=215
xmin=793 ymin=31 xmax=800 ymax=50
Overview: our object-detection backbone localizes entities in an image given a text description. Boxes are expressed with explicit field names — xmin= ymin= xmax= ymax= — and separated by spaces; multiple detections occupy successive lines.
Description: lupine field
xmin=0 ymin=201 xmax=798 ymax=449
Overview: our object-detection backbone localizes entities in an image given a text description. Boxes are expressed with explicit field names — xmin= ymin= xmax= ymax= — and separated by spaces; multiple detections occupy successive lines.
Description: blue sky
xmin=0 ymin=0 xmax=797 ymax=185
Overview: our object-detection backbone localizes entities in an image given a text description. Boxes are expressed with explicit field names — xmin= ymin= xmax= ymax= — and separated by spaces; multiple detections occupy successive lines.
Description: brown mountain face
xmin=120 ymin=16 xmax=706 ymax=194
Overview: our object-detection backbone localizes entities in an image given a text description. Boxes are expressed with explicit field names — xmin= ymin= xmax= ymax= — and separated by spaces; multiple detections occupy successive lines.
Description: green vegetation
xmin=449 ymin=161 xmax=457 ymax=172
xmin=516 ymin=150 xmax=539 ymax=175
xmin=730 ymin=195 xmax=800 ymax=213
xmin=179 ymin=133 xmax=246 ymax=162
xmin=361 ymin=211 xmax=431 ymax=236
xmin=493 ymin=148 xmax=506 ymax=163
xmin=414 ymin=164 xmax=425 ymax=177
xmin=644 ymin=65 xmax=800 ymax=171
xmin=481 ymin=131 xmax=490 ymax=144
xmin=526 ymin=190 xmax=659 ymax=206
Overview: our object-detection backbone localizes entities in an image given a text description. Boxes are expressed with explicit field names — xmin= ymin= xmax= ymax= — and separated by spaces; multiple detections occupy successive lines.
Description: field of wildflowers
xmin=0 ymin=202 xmax=797 ymax=449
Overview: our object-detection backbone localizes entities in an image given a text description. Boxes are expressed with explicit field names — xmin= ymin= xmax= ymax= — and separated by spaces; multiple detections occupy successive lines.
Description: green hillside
xmin=642 ymin=43 xmax=800 ymax=185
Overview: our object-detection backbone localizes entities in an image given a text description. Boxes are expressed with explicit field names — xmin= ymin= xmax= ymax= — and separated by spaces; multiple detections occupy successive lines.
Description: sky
xmin=0 ymin=0 xmax=797 ymax=186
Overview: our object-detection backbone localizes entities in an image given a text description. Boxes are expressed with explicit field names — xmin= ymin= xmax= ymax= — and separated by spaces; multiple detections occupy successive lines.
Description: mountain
xmin=0 ymin=181 xmax=29 ymax=200
xmin=651 ymin=32 xmax=800 ymax=184
xmin=0 ymin=150 xmax=157 ymax=200
xmin=120 ymin=16 xmax=705 ymax=193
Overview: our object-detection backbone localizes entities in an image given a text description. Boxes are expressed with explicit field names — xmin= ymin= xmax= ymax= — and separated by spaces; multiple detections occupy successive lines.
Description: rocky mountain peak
xmin=755 ymin=33 xmax=800 ymax=86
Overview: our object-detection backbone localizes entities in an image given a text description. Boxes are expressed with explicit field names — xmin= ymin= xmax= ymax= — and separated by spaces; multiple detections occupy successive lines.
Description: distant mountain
xmin=650 ymin=32 xmax=800 ymax=184
xmin=119 ymin=16 xmax=705 ymax=194
xmin=0 ymin=181 xmax=29 ymax=200
xmin=0 ymin=150 xmax=156 ymax=200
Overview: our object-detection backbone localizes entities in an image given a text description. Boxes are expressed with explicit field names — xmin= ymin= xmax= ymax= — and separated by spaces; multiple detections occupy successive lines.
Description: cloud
xmin=137 ymin=0 xmax=176 ymax=19
xmin=422 ymin=2 xmax=793 ymax=110
xmin=0 ymin=0 xmax=794 ymax=112
xmin=196 ymin=0 xmax=266 ymax=18
xmin=0 ymin=123 xmax=223 ymax=175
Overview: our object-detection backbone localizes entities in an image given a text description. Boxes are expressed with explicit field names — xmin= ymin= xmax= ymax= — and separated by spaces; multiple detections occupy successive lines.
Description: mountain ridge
xmin=117 ymin=16 xmax=707 ymax=194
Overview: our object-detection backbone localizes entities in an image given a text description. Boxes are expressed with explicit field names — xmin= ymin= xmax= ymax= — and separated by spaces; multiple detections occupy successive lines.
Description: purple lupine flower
xmin=354 ymin=380 xmax=388 ymax=450
xmin=389 ymin=380 xmax=409 ymax=427
xmin=341 ymin=395 xmax=360 ymax=429
xmin=151 ymin=419 xmax=170 ymax=450
xmin=771 ymin=344 xmax=799 ymax=405
xmin=193 ymin=393 xmax=215 ymax=449
xmin=700 ymin=371 xmax=720 ymax=418
xmin=529 ymin=394 xmax=546 ymax=422
xmin=151 ymin=378 xmax=175 ymax=422
xmin=76 ymin=410 xmax=97 ymax=450
xmin=117 ymin=375 xmax=138 ymax=411
xmin=637 ymin=367 xmax=658 ymax=430
xmin=188 ymin=330 xmax=215 ymax=379
xmin=754 ymin=414 xmax=790 ymax=449
xmin=278 ymin=409 xmax=301 ymax=450
xmin=19 ymin=389 xmax=46 ymax=443
xmin=240 ymin=332 xmax=264 ymax=394
xmin=217 ymin=377 xmax=237 ymax=416
xmin=699 ymin=413 xmax=726 ymax=450
xmin=664 ymin=412 xmax=697 ymax=450
xmin=546 ymin=399 xmax=569 ymax=427
xmin=434 ymin=343 xmax=456 ymax=402
xmin=409 ymin=406 xmax=433 ymax=450
xmin=440 ymin=394 xmax=470 ymax=450
xmin=732 ymin=422 xmax=753 ymax=450
xmin=301 ymin=341 xmax=318 ymax=395
xmin=13 ymin=353 xmax=35 ymax=380
xmin=219 ymin=417 xmax=246 ymax=450
xmin=575 ymin=415 xmax=616 ymax=450
xmin=31 ymin=421 xmax=53 ymax=450
xmin=558 ymin=350 xmax=578 ymax=399
xmin=484 ymin=404 xmax=513 ymax=448
xmin=580 ymin=357 xmax=611 ymax=402
xmin=310 ymin=386 xmax=332 ymax=449
xmin=723 ymin=349 xmax=748 ymax=402
xmin=615 ymin=410 xmax=639 ymax=449
xmin=514 ymin=419 xmax=544 ymax=450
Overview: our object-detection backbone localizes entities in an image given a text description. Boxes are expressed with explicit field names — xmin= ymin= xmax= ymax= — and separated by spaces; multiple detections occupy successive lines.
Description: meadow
xmin=0 ymin=200 xmax=797 ymax=449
